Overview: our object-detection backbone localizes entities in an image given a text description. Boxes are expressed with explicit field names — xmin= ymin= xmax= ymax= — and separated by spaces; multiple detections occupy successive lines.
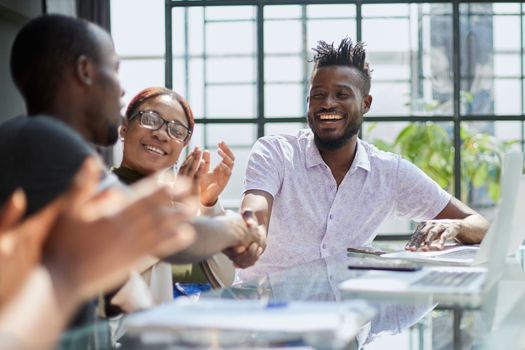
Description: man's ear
xmin=75 ymin=55 xmax=94 ymax=86
xmin=362 ymin=95 xmax=373 ymax=114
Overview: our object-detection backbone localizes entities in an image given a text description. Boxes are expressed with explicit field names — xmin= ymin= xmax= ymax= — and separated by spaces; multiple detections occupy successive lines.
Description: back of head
xmin=10 ymin=14 xmax=101 ymax=114
xmin=311 ymin=37 xmax=372 ymax=95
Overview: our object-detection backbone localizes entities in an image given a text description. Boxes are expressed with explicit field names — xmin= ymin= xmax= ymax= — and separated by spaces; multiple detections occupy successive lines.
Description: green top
xmin=111 ymin=166 xmax=209 ymax=283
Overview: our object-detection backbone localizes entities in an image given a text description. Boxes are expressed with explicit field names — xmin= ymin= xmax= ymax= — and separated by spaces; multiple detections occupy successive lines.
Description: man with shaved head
xmin=1 ymin=14 xmax=124 ymax=214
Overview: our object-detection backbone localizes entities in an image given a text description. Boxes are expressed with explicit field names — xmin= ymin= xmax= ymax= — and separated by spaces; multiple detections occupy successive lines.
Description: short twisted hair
xmin=311 ymin=37 xmax=371 ymax=94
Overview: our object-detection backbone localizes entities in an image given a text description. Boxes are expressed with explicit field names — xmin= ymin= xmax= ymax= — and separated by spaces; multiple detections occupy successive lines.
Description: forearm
xmin=163 ymin=216 xmax=239 ymax=264
xmin=0 ymin=267 xmax=80 ymax=350
xmin=240 ymin=191 xmax=272 ymax=230
xmin=456 ymin=214 xmax=490 ymax=244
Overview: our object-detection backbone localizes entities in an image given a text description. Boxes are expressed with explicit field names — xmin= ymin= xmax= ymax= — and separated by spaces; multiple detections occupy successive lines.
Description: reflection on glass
xmin=363 ymin=3 xmax=453 ymax=116
xmin=458 ymin=3 xmax=523 ymax=116
xmin=461 ymin=121 xmax=521 ymax=220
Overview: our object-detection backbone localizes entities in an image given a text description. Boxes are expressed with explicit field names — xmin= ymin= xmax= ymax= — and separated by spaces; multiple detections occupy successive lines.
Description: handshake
xmin=222 ymin=209 xmax=267 ymax=269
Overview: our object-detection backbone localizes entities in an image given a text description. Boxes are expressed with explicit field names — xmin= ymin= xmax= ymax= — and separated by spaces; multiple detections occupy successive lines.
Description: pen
xmin=265 ymin=301 xmax=288 ymax=308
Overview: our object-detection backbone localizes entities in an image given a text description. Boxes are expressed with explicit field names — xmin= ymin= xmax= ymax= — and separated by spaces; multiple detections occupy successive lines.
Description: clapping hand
xmin=178 ymin=142 xmax=235 ymax=207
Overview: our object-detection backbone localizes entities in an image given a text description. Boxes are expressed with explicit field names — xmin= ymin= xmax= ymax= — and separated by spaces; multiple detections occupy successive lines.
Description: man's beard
xmin=312 ymin=120 xmax=361 ymax=150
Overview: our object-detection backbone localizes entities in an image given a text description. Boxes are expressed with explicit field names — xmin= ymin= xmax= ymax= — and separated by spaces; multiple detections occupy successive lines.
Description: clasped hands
xmin=223 ymin=209 xmax=267 ymax=268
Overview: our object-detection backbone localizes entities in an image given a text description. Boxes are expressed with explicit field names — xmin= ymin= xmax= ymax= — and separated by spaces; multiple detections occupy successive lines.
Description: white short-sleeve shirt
xmin=238 ymin=129 xmax=451 ymax=281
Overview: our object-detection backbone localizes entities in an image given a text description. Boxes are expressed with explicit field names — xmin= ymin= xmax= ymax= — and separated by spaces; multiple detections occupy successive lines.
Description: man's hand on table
xmin=405 ymin=219 xmax=463 ymax=251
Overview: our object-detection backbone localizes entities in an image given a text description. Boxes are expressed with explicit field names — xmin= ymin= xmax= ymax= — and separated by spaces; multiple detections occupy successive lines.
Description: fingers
xmin=178 ymin=147 xmax=203 ymax=178
xmin=199 ymin=150 xmax=210 ymax=176
xmin=0 ymin=189 xmax=26 ymax=231
xmin=405 ymin=222 xmax=427 ymax=251
xmin=231 ymin=242 xmax=262 ymax=268
xmin=437 ymin=228 xmax=453 ymax=249
xmin=218 ymin=141 xmax=235 ymax=162
xmin=217 ymin=142 xmax=235 ymax=169
xmin=422 ymin=224 xmax=446 ymax=251
xmin=405 ymin=220 xmax=460 ymax=251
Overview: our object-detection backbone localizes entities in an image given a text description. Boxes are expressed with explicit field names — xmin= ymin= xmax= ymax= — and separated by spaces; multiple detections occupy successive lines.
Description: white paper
xmin=125 ymin=298 xmax=374 ymax=334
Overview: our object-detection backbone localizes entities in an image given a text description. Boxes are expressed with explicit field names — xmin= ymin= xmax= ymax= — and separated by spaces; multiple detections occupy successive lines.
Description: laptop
xmin=339 ymin=150 xmax=523 ymax=307
xmin=381 ymin=150 xmax=524 ymax=266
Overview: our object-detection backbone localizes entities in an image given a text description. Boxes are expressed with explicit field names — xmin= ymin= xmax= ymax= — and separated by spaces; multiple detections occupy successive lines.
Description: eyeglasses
xmin=130 ymin=110 xmax=192 ymax=142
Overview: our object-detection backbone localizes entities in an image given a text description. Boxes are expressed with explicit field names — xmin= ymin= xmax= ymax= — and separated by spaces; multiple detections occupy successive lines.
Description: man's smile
xmin=317 ymin=112 xmax=344 ymax=121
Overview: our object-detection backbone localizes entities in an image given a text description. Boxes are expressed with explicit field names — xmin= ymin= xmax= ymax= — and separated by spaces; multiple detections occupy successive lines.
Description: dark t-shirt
xmin=0 ymin=115 xmax=93 ymax=216
xmin=0 ymin=115 xmax=96 ymax=330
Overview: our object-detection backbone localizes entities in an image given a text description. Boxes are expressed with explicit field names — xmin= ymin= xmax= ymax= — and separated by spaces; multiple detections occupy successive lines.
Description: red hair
xmin=125 ymin=87 xmax=195 ymax=141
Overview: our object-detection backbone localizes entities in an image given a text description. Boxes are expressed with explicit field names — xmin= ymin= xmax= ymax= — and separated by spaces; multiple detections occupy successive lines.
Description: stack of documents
xmin=124 ymin=298 xmax=375 ymax=348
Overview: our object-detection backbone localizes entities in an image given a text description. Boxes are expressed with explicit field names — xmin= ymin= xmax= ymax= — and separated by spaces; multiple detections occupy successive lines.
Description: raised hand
xmin=198 ymin=142 xmax=235 ymax=207
xmin=0 ymin=189 xmax=63 ymax=305
xmin=178 ymin=147 xmax=203 ymax=179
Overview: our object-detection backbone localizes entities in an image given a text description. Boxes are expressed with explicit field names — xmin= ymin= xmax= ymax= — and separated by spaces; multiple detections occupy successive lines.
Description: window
xmin=112 ymin=0 xmax=525 ymax=234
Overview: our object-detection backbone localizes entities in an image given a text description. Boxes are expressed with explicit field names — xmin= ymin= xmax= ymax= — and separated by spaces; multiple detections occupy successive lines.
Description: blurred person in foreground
xmin=237 ymin=37 xmax=489 ymax=281
xmin=0 ymin=14 xmax=262 ymax=325
xmin=0 ymin=157 xmax=195 ymax=349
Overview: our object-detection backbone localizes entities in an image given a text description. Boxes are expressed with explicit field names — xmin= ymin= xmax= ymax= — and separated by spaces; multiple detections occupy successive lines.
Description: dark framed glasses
xmin=131 ymin=110 xmax=191 ymax=142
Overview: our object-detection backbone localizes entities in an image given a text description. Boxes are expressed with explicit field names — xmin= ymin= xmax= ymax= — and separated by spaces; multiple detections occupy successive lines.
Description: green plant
xmin=367 ymin=122 xmax=518 ymax=203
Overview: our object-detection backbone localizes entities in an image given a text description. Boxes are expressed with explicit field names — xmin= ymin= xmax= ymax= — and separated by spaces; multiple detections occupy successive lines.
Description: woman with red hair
xmin=108 ymin=87 xmax=248 ymax=311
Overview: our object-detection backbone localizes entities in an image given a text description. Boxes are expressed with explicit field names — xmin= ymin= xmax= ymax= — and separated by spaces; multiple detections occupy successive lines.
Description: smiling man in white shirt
xmin=233 ymin=37 xmax=489 ymax=281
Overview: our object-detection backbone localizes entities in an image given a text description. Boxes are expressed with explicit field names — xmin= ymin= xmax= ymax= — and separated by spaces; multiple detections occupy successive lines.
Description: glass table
xmin=58 ymin=250 xmax=525 ymax=349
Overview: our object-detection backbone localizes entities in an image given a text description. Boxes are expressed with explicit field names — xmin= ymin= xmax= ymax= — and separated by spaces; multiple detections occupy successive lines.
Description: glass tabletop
xmin=57 ymin=251 xmax=525 ymax=349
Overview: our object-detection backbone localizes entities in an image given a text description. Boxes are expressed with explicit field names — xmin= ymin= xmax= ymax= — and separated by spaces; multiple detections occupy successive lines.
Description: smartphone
xmin=347 ymin=260 xmax=422 ymax=272
xmin=347 ymin=246 xmax=386 ymax=256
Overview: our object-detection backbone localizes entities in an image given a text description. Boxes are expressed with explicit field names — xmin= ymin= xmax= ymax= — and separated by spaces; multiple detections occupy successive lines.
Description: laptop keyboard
xmin=411 ymin=271 xmax=484 ymax=288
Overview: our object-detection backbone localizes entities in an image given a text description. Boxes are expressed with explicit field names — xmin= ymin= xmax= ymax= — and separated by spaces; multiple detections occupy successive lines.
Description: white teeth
xmin=144 ymin=145 xmax=164 ymax=155
xmin=318 ymin=113 xmax=343 ymax=120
